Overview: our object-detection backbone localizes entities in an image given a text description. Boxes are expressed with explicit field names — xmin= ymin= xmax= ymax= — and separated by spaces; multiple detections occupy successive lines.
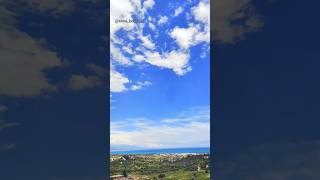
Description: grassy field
xmin=145 ymin=170 xmax=210 ymax=179
xmin=110 ymin=154 xmax=210 ymax=179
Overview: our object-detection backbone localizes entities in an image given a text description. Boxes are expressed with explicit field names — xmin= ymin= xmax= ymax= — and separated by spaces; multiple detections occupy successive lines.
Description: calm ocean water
xmin=111 ymin=147 xmax=210 ymax=155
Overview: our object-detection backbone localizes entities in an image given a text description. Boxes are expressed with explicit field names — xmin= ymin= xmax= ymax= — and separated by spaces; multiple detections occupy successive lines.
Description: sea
xmin=111 ymin=147 xmax=210 ymax=155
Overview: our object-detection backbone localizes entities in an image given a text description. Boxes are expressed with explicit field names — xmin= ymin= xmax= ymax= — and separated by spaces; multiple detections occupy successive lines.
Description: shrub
xmin=122 ymin=170 xmax=128 ymax=177
xmin=158 ymin=174 xmax=165 ymax=178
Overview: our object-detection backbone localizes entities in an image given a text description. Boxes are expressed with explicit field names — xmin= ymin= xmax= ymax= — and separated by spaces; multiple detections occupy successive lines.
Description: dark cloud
xmin=21 ymin=0 xmax=75 ymax=15
xmin=0 ymin=144 xmax=16 ymax=152
xmin=0 ymin=0 xmax=63 ymax=97
xmin=212 ymin=0 xmax=264 ymax=44
xmin=68 ymin=75 xmax=102 ymax=90
xmin=86 ymin=63 xmax=108 ymax=76
xmin=0 ymin=0 xmax=107 ymax=97
xmin=0 ymin=105 xmax=7 ymax=112
xmin=0 ymin=120 xmax=20 ymax=130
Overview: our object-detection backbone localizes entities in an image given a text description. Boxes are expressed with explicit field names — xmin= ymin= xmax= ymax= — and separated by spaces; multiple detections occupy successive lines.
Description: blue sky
xmin=110 ymin=0 xmax=210 ymax=151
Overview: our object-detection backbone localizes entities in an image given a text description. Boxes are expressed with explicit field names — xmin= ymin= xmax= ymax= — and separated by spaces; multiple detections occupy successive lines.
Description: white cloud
xmin=148 ymin=22 xmax=156 ymax=30
xmin=144 ymin=50 xmax=191 ymax=76
xmin=110 ymin=68 xmax=129 ymax=93
xmin=192 ymin=1 xmax=210 ymax=35
xmin=161 ymin=106 xmax=210 ymax=124
xmin=110 ymin=43 xmax=132 ymax=65
xmin=122 ymin=44 xmax=133 ymax=54
xmin=139 ymin=34 xmax=155 ymax=50
xmin=111 ymin=107 xmax=210 ymax=149
xmin=174 ymin=6 xmax=184 ymax=17
xmin=143 ymin=0 xmax=155 ymax=11
xmin=109 ymin=0 xmax=212 ymax=95
xmin=192 ymin=0 xmax=210 ymax=25
xmin=130 ymin=81 xmax=152 ymax=91
xmin=110 ymin=0 xmax=152 ymax=94
xmin=133 ymin=54 xmax=145 ymax=62
xmin=169 ymin=0 xmax=210 ymax=49
xmin=170 ymin=26 xmax=199 ymax=49
xmin=158 ymin=15 xmax=168 ymax=25
xmin=130 ymin=85 xmax=141 ymax=91
xmin=110 ymin=0 xmax=136 ymax=35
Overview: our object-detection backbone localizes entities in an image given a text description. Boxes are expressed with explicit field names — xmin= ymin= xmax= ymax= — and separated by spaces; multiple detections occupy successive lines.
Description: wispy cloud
xmin=174 ymin=6 xmax=184 ymax=17
xmin=111 ymin=106 xmax=210 ymax=150
xmin=0 ymin=120 xmax=20 ymax=130
xmin=130 ymin=81 xmax=152 ymax=91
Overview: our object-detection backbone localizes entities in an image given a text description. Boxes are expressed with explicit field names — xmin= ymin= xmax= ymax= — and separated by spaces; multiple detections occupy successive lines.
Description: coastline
xmin=110 ymin=147 xmax=210 ymax=155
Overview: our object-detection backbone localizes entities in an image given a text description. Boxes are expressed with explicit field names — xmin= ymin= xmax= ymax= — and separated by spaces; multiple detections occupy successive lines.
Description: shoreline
xmin=110 ymin=147 xmax=210 ymax=155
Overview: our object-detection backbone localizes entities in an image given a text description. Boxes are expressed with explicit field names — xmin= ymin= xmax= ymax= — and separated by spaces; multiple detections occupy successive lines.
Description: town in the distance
xmin=110 ymin=153 xmax=210 ymax=180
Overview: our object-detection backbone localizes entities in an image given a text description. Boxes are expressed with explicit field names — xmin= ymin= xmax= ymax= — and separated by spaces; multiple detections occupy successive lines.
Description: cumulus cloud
xmin=111 ymin=106 xmax=210 ymax=149
xmin=132 ymin=54 xmax=145 ymax=62
xmin=110 ymin=43 xmax=132 ymax=65
xmin=144 ymin=50 xmax=191 ymax=76
xmin=170 ymin=0 xmax=210 ymax=49
xmin=142 ymin=0 xmax=155 ymax=11
xmin=110 ymin=0 xmax=139 ymax=94
xmin=139 ymin=34 xmax=155 ymax=50
xmin=110 ymin=0 xmax=211 ymax=94
xmin=192 ymin=0 xmax=210 ymax=25
xmin=148 ymin=22 xmax=156 ymax=30
xmin=122 ymin=44 xmax=133 ymax=54
xmin=0 ymin=29 xmax=62 ymax=97
xmin=86 ymin=63 xmax=107 ymax=76
xmin=170 ymin=26 xmax=205 ymax=49
xmin=0 ymin=1 xmax=67 ymax=97
xmin=68 ymin=75 xmax=101 ymax=90
xmin=110 ymin=0 xmax=137 ymax=36
xmin=174 ymin=6 xmax=184 ymax=17
xmin=212 ymin=0 xmax=263 ymax=43
xmin=158 ymin=15 xmax=168 ymax=25
xmin=110 ymin=68 xmax=129 ymax=93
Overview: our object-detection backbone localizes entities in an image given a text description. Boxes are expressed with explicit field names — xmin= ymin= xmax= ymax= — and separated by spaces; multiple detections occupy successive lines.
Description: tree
xmin=158 ymin=174 xmax=165 ymax=178
xmin=123 ymin=170 xmax=128 ymax=177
